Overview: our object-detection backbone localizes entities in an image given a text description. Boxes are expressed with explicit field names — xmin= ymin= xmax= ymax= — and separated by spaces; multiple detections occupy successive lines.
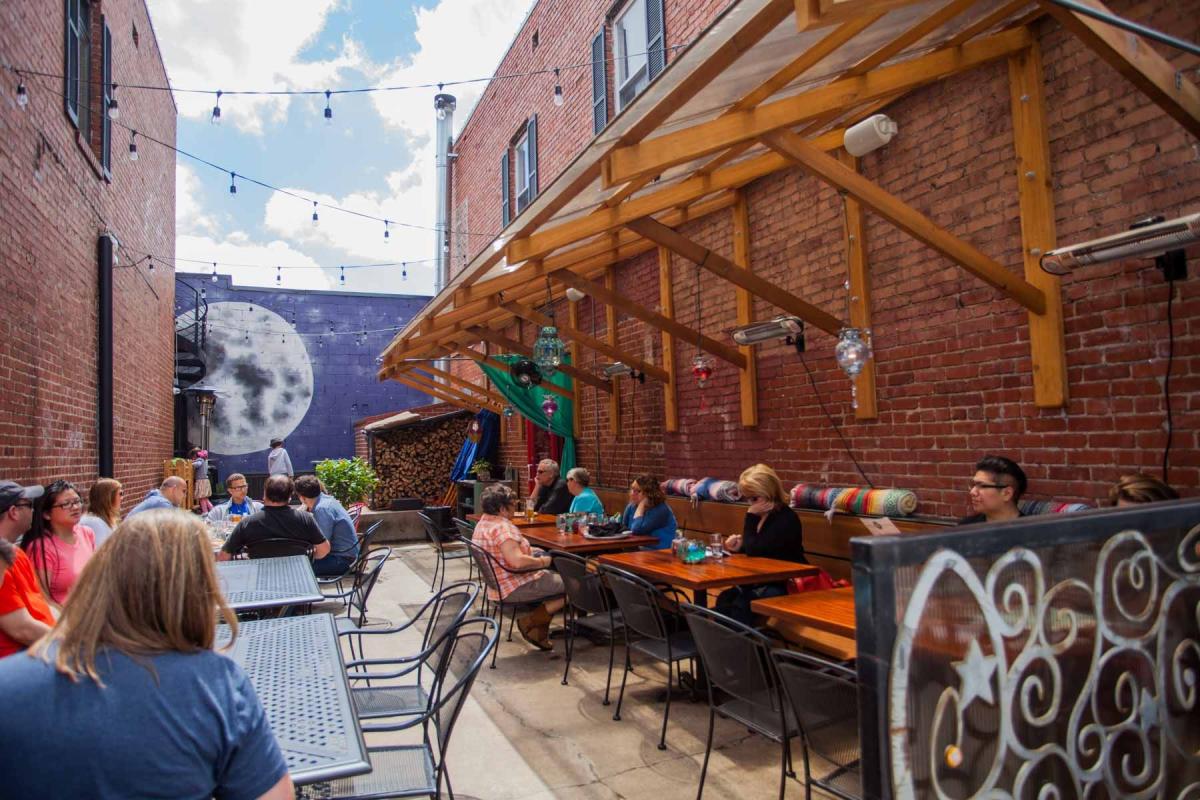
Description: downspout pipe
xmin=433 ymin=93 xmax=457 ymax=296
xmin=97 ymin=233 xmax=116 ymax=477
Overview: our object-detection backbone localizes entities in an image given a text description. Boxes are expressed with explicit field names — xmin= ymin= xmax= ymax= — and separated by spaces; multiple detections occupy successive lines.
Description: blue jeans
xmin=714 ymin=582 xmax=788 ymax=626
xmin=312 ymin=553 xmax=355 ymax=577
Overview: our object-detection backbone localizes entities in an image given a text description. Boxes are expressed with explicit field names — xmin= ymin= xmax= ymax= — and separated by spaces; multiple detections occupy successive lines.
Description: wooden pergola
xmin=378 ymin=0 xmax=1200 ymax=432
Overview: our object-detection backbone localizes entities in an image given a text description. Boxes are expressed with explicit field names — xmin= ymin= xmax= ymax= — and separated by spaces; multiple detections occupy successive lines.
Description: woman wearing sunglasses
xmin=22 ymin=480 xmax=95 ymax=609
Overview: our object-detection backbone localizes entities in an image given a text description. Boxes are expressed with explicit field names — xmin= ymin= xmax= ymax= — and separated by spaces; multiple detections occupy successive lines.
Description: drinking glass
xmin=709 ymin=533 xmax=724 ymax=559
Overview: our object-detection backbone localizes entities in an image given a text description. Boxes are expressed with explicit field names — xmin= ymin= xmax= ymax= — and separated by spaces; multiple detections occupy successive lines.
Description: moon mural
xmin=177 ymin=301 xmax=314 ymax=456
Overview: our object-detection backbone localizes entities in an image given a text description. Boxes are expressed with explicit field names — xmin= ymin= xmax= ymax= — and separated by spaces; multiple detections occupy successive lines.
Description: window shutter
xmin=527 ymin=114 xmax=538 ymax=199
xmin=646 ymin=0 xmax=666 ymax=81
xmin=101 ymin=21 xmax=112 ymax=172
xmin=500 ymin=150 xmax=511 ymax=227
xmin=64 ymin=0 xmax=79 ymax=123
xmin=590 ymin=28 xmax=607 ymax=134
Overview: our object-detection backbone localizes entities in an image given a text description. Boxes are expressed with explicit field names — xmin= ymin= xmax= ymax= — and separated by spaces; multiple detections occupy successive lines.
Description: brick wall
xmin=460 ymin=1 xmax=1199 ymax=518
xmin=0 ymin=0 xmax=177 ymax=510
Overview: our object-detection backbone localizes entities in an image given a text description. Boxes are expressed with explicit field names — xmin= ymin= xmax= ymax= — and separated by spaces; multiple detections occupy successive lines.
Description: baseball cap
xmin=0 ymin=481 xmax=44 ymax=513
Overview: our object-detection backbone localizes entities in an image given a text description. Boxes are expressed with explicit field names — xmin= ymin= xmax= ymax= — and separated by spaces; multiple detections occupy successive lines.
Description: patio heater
xmin=185 ymin=382 xmax=219 ymax=451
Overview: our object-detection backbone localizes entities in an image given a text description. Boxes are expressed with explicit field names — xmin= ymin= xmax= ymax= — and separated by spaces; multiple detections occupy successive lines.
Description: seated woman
xmin=0 ymin=509 xmax=292 ymax=800
xmin=566 ymin=467 xmax=605 ymax=516
xmin=80 ymin=478 xmax=121 ymax=548
xmin=23 ymin=480 xmax=96 ymax=610
xmin=716 ymin=464 xmax=807 ymax=625
xmin=472 ymin=484 xmax=565 ymax=652
xmin=1109 ymin=473 xmax=1179 ymax=506
xmin=621 ymin=475 xmax=677 ymax=550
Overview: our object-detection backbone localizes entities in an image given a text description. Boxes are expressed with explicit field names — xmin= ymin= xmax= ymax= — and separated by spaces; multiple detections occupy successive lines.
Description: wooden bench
xmin=593 ymin=487 xmax=949 ymax=582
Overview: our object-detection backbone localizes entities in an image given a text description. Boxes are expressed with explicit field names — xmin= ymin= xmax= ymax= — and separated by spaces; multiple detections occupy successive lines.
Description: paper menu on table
xmin=861 ymin=516 xmax=902 ymax=536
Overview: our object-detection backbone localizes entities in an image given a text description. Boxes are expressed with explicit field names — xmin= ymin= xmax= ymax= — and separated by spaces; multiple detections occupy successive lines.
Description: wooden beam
xmin=625 ymin=216 xmax=846 ymax=335
xmin=797 ymin=0 xmax=928 ymax=30
xmin=731 ymin=193 xmax=758 ymax=428
xmin=658 ymin=247 xmax=679 ymax=433
xmin=602 ymin=27 xmax=1032 ymax=187
xmin=392 ymin=372 xmax=502 ymax=414
xmin=761 ymin=130 xmax=1047 ymax=314
xmin=838 ymin=151 xmax=878 ymax=420
xmin=486 ymin=307 xmax=615 ymax=392
xmin=1009 ymin=42 xmax=1068 ymax=408
xmin=410 ymin=365 xmax=510 ymax=409
xmin=465 ymin=327 xmax=587 ymax=398
xmin=567 ymin=300 xmax=583 ymax=438
xmin=604 ymin=268 xmax=621 ymax=435
xmin=1039 ymin=0 xmax=1200 ymax=138
xmin=552 ymin=269 xmax=747 ymax=368
xmin=502 ymin=300 xmax=667 ymax=382
xmin=391 ymin=376 xmax=481 ymax=414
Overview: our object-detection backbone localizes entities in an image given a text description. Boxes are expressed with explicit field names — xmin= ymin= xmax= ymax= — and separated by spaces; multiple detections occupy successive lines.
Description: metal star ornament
xmin=952 ymin=639 xmax=998 ymax=707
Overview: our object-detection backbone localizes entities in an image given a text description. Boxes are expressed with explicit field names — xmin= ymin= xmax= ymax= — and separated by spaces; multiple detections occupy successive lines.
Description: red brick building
xmin=0 ymin=0 xmax=177 ymax=506
xmin=394 ymin=0 xmax=1198 ymax=519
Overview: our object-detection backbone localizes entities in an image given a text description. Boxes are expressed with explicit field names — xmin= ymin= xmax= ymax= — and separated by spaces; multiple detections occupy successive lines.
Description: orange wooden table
xmin=522 ymin=526 xmax=658 ymax=555
xmin=596 ymin=550 xmax=818 ymax=607
xmin=467 ymin=513 xmax=557 ymax=528
xmin=752 ymin=587 xmax=857 ymax=661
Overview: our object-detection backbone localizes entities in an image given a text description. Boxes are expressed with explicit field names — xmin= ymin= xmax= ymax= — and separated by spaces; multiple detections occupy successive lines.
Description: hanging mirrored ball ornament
xmin=835 ymin=327 xmax=872 ymax=409
xmin=691 ymin=354 xmax=714 ymax=388
xmin=541 ymin=394 xmax=559 ymax=419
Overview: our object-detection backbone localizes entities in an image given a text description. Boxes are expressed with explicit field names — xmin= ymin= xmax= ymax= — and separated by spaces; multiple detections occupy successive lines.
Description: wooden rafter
xmin=551 ymin=270 xmax=747 ymax=368
xmin=602 ymin=27 xmax=1031 ymax=187
xmin=409 ymin=364 xmax=509 ymax=409
xmin=465 ymin=327 xmax=593 ymax=396
xmin=604 ymin=267 xmax=621 ymax=434
xmin=796 ymin=0 xmax=928 ymax=30
xmin=1038 ymin=0 xmax=1200 ymax=138
xmin=392 ymin=371 xmax=503 ymax=414
xmin=761 ymin=130 xmax=1047 ymax=314
xmin=626 ymin=216 xmax=845 ymax=336
xmin=731 ymin=193 xmax=758 ymax=428
xmin=566 ymin=300 xmax=583 ymax=438
xmin=658 ymin=247 xmax=679 ymax=433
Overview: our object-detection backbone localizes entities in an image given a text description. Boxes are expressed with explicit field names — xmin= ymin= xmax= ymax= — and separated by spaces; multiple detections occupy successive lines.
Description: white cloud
xmin=176 ymin=163 xmax=216 ymax=235
xmin=176 ymin=233 xmax=337 ymax=291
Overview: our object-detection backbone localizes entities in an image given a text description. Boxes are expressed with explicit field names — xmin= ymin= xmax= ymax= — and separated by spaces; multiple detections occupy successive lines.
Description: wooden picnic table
xmin=752 ymin=587 xmax=858 ymax=661
xmin=467 ymin=512 xmax=557 ymax=528
xmin=596 ymin=550 xmax=818 ymax=608
xmin=522 ymin=526 xmax=658 ymax=554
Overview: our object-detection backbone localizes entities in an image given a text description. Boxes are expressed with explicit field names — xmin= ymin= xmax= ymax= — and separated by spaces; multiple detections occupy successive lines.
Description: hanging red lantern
xmin=467 ymin=419 xmax=482 ymax=443
xmin=691 ymin=354 xmax=714 ymax=388
xmin=541 ymin=394 xmax=559 ymax=419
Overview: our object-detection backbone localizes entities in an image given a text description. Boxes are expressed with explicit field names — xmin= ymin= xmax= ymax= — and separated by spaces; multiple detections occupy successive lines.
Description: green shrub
xmin=315 ymin=457 xmax=379 ymax=508
xmin=470 ymin=458 xmax=492 ymax=479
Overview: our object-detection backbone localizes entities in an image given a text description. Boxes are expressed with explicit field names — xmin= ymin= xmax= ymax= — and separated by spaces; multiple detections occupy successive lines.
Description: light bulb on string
xmin=311 ymin=201 xmax=319 ymax=227
xmin=128 ymin=130 xmax=138 ymax=161
xmin=16 ymin=80 xmax=29 ymax=109
xmin=383 ymin=221 xmax=389 ymax=244
xmin=281 ymin=333 xmax=286 ymax=344
xmin=210 ymin=262 xmax=218 ymax=283
xmin=401 ymin=262 xmax=407 ymax=281
xmin=552 ymin=68 xmax=563 ymax=106
xmin=107 ymin=86 xmax=119 ymax=120
xmin=229 ymin=172 xmax=237 ymax=194
xmin=275 ymin=266 xmax=282 ymax=286
xmin=147 ymin=257 xmax=154 ymax=273
xmin=339 ymin=266 xmax=345 ymax=286
xmin=211 ymin=90 xmax=222 ymax=124
xmin=244 ymin=330 xmax=249 ymax=344
xmin=323 ymin=90 xmax=332 ymax=125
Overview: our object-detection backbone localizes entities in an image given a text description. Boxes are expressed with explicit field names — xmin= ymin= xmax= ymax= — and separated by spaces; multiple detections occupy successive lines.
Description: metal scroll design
xmin=889 ymin=523 xmax=1200 ymax=800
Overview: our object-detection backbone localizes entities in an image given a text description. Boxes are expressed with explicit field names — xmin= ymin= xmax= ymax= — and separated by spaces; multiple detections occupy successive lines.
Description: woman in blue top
xmin=621 ymin=474 xmax=677 ymax=549
xmin=0 ymin=510 xmax=292 ymax=800
xmin=566 ymin=467 xmax=606 ymax=515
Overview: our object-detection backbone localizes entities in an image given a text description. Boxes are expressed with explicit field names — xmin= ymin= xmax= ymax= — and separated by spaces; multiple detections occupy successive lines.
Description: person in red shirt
xmin=0 ymin=481 xmax=55 ymax=657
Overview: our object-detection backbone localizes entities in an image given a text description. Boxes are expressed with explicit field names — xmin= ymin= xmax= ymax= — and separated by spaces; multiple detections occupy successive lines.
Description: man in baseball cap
xmin=0 ymin=481 xmax=55 ymax=657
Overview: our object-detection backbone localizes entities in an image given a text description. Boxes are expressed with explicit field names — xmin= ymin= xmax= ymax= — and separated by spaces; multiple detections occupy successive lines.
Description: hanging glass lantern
xmin=691 ymin=354 xmax=714 ymax=388
xmin=541 ymin=394 xmax=559 ymax=419
xmin=502 ymin=405 xmax=515 ymax=418
xmin=533 ymin=325 xmax=565 ymax=378
xmin=835 ymin=328 xmax=873 ymax=409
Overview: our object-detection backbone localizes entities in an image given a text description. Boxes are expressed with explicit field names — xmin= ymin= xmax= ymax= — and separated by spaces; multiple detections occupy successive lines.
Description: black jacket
xmin=742 ymin=506 xmax=807 ymax=563
xmin=533 ymin=477 xmax=572 ymax=514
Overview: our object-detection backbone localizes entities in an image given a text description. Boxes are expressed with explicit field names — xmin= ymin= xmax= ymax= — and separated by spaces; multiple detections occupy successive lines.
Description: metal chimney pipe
xmin=433 ymin=93 xmax=457 ymax=296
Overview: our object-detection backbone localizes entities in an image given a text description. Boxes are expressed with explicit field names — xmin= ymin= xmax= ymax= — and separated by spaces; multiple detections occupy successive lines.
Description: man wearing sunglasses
xmin=0 ymin=481 xmax=54 ymax=657
xmin=529 ymin=459 xmax=572 ymax=515
xmin=959 ymin=455 xmax=1028 ymax=525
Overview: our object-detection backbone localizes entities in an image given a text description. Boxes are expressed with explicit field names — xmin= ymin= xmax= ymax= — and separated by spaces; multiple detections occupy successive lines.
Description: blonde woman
xmin=80 ymin=478 xmax=121 ymax=547
xmin=716 ymin=464 xmax=807 ymax=624
xmin=0 ymin=510 xmax=292 ymax=800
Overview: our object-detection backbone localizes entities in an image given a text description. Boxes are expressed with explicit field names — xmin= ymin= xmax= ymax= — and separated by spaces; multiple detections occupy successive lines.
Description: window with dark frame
xmin=500 ymin=115 xmax=538 ymax=226
xmin=64 ymin=0 xmax=90 ymax=132
xmin=64 ymin=0 xmax=113 ymax=175
xmin=593 ymin=0 xmax=665 ymax=129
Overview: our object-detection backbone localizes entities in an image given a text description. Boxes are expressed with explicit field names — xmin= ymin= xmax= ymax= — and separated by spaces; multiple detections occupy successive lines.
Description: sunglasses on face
xmin=968 ymin=481 xmax=1009 ymax=492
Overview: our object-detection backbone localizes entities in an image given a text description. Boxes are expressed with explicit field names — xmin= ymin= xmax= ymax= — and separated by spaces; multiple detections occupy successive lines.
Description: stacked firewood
xmin=373 ymin=415 xmax=472 ymax=505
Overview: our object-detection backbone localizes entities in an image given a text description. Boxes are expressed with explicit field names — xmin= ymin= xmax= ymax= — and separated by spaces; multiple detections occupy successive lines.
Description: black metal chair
xmin=319 ymin=520 xmax=384 ymax=592
xmin=600 ymin=565 xmax=698 ymax=751
xmin=297 ymin=616 xmax=499 ymax=800
xmin=461 ymin=537 xmax=557 ymax=669
xmin=241 ymin=537 xmax=313 ymax=559
xmin=552 ymin=551 xmax=624 ymax=705
xmin=772 ymin=649 xmax=862 ymax=800
xmin=315 ymin=547 xmax=391 ymax=659
xmin=422 ymin=511 xmax=472 ymax=593
xmin=682 ymin=603 xmax=798 ymax=800
xmin=342 ymin=581 xmax=479 ymax=725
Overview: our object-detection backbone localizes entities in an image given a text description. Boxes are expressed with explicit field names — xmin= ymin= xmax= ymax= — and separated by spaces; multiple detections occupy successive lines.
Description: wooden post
xmin=605 ymin=266 xmax=621 ymax=435
xmin=658 ymin=247 xmax=679 ymax=432
xmin=838 ymin=151 xmax=878 ymax=419
xmin=1009 ymin=43 xmax=1068 ymax=408
xmin=567 ymin=299 xmax=583 ymax=439
xmin=731 ymin=192 xmax=758 ymax=428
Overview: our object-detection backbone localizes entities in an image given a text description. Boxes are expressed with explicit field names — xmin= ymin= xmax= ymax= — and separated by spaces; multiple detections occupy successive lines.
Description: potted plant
xmin=314 ymin=457 xmax=379 ymax=508
xmin=470 ymin=458 xmax=492 ymax=480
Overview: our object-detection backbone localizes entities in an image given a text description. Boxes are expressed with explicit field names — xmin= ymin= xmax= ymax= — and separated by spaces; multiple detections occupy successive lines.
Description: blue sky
xmin=145 ymin=0 xmax=534 ymax=295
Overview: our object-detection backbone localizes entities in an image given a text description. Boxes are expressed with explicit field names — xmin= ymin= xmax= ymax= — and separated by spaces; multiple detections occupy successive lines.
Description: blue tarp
xmin=449 ymin=410 xmax=499 ymax=482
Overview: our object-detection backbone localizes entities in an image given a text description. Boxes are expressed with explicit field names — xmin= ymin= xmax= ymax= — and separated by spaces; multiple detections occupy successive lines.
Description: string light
xmin=211 ymin=90 xmax=222 ymax=124
xmin=552 ymin=68 xmax=563 ymax=107
xmin=275 ymin=266 xmax=282 ymax=286
xmin=210 ymin=262 xmax=217 ymax=283
xmin=228 ymin=171 xmax=237 ymax=194
xmin=311 ymin=201 xmax=319 ymax=227
xmin=383 ymin=220 xmax=389 ymax=244
xmin=402 ymin=262 xmax=407 ymax=281
xmin=107 ymin=85 xmax=119 ymax=120
xmin=15 ymin=80 xmax=28 ymax=108
xmin=128 ymin=130 xmax=138 ymax=161
xmin=339 ymin=266 xmax=345 ymax=286
xmin=147 ymin=257 xmax=154 ymax=273
xmin=323 ymin=90 xmax=332 ymax=125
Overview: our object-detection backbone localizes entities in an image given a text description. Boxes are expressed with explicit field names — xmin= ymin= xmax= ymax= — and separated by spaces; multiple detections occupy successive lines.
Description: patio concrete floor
xmin=345 ymin=543 xmax=831 ymax=800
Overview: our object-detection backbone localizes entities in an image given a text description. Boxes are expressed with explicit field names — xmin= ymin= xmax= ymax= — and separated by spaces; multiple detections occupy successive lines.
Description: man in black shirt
xmin=958 ymin=455 xmax=1027 ymax=525
xmin=529 ymin=458 xmax=572 ymax=514
xmin=219 ymin=475 xmax=330 ymax=561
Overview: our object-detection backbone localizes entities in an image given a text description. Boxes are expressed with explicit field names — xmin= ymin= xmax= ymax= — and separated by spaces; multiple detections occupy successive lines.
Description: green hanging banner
xmin=480 ymin=354 xmax=576 ymax=475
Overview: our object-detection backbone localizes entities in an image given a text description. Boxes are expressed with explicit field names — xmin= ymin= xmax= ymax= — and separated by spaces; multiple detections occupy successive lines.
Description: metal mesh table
xmin=216 ymin=555 xmax=323 ymax=612
xmin=216 ymin=614 xmax=370 ymax=785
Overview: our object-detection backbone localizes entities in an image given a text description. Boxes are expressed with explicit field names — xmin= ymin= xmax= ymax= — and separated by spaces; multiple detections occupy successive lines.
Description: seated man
xmin=565 ymin=467 xmax=605 ymax=515
xmin=218 ymin=476 xmax=330 ymax=562
xmin=0 ymin=481 xmax=55 ymax=658
xmin=529 ymin=459 xmax=572 ymax=515
xmin=294 ymin=476 xmax=359 ymax=577
xmin=206 ymin=473 xmax=262 ymax=523
xmin=126 ymin=476 xmax=187 ymax=517
xmin=959 ymin=455 xmax=1027 ymax=525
